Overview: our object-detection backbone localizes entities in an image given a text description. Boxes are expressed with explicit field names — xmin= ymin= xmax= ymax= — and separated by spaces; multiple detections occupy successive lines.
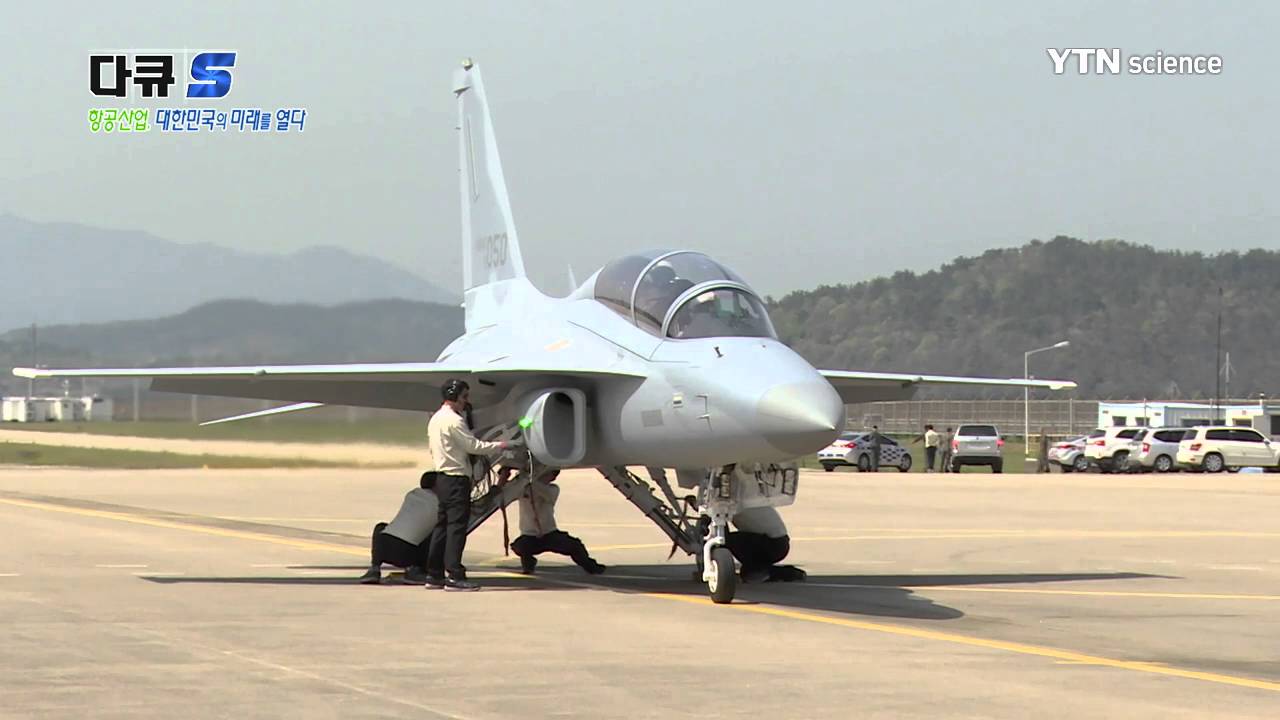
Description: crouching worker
xmin=726 ymin=506 xmax=806 ymax=583
xmin=359 ymin=483 xmax=439 ymax=585
xmin=510 ymin=470 xmax=606 ymax=575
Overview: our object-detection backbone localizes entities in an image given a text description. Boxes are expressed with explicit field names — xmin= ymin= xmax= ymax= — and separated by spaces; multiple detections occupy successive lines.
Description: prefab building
xmin=1097 ymin=401 xmax=1261 ymax=429
xmin=1 ymin=396 xmax=113 ymax=422
xmin=1 ymin=398 xmax=50 ymax=422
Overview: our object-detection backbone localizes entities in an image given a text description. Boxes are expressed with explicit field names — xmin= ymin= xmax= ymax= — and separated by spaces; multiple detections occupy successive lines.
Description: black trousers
xmin=925 ymin=446 xmax=937 ymax=470
xmin=426 ymin=473 xmax=472 ymax=580
xmin=370 ymin=522 xmax=430 ymax=569
xmin=725 ymin=532 xmax=790 ymax=574
xmin=510 ymin=530 xmax=593 ymax=569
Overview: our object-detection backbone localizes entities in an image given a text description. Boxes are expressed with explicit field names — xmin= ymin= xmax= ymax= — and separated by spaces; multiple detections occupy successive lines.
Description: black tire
xmin=991 ymin=460 xmax=1003 ymax=474
xmin=1153 ymin=455 xmax=1174 ymax=473
xmin=1113 ymin=450 xmax=1130 ymax=473
xmin=897 ymin=454 xmax=912 ymax=472
xmin=821 ymin=462 xmax=836 ymax=473
xmin=708 ymin=546 xmax=736 ymax=604
xmin=951 ymin=461 xmax=961 ymax=473
xmin=1202 ymin=453 xmax=1225 ymax=473
xmin=857 ymin=454 xmax=871 ymax=472
xmin=1072 ymin=455 xmax=1089 ymax=473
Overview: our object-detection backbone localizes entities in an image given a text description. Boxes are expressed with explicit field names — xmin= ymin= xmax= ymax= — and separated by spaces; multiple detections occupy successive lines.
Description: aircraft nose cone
xmin=755 ymin=381 xmax=845 ymax=456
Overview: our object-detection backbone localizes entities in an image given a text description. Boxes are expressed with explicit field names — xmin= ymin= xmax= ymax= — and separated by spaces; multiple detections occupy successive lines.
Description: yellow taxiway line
xmin=643 ymin=593 xmax=1280 ymax=693
xmin=3 ymin=495 xmax=1278 ymax=695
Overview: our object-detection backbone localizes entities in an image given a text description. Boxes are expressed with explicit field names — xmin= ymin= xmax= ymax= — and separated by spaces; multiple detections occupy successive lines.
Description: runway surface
xmin=1 ymin=466 xmax=1278 ymax=718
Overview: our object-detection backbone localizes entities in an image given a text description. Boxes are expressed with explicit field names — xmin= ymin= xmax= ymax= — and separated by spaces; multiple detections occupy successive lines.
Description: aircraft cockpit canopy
xmin=593 ymin=250 xmax=776 ymax=339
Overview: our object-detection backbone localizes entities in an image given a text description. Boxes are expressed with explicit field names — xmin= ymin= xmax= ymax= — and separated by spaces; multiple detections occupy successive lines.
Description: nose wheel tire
xmin=707 ymin=546 xmax=736 ymax=604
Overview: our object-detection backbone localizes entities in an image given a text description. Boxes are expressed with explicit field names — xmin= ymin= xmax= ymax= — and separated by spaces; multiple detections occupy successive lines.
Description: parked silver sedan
xmin=1048 ymin=435 xmax=1089 ymax=473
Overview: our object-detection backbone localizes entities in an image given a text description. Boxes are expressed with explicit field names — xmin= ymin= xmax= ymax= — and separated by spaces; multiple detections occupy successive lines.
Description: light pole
xmin=1025 ymin=340 xmax=1070 ymax=457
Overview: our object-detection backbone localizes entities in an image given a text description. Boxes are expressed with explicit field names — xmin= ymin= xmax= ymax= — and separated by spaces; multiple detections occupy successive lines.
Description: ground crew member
xmin=940 ymin=427 xmax=955 ymax=473
xmin=1036 ymin=428 xmax=1051 ymax=473
xmin=866 ymin=425 xmax=883 ymax=471
xmin=727 ymin=506 xmax=806 ymax=583
xmin=425 ymin=379 xmax=510 ymax=591
xmin=510 ymin=469 xmax=606 ymax=575
xmin=359 ymin=485 xmax=439 ymax=585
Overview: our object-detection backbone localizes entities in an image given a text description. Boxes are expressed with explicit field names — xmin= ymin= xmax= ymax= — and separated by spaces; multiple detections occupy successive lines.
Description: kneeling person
xmin=510 ymin=470 xmax=605 ymax=575
xmin=726 ymin=506 xmax=806 ymax=583
xmin=359 ymin=486 xmax=439 ymax=585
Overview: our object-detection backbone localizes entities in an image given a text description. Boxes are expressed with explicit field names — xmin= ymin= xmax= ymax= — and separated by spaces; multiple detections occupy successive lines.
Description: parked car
xmin=1128 ymin=427 xmax=1190 ymax=473
xmin=1048 ymin=435 xmax=1089 ymax=473
xmin=1084 ymin=427 xmax=1146 ymax=472
xmin=950 ymin=424 xmax=1003 ymax=473
xmin=1176 ymin=426 xmax=1280 ymax=473
xmin=817 ymin=431 xmax=913 ymax=472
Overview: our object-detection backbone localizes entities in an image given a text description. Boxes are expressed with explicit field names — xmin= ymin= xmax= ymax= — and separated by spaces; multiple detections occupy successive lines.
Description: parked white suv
xmin=1176 ymin=426 xmax=1280 ymax=472
xmin=1085 ymin=427 xmax=1146 ymax=472
xmin=1129 ymin=427 xmax=1190 ymax=473
xmin=950 ymin=424 xmax=1003 ymax=473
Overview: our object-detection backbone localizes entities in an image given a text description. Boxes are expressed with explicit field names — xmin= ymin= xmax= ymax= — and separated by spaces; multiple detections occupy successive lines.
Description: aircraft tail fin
xmin=454 ymin=61 xmax=535 ymax=328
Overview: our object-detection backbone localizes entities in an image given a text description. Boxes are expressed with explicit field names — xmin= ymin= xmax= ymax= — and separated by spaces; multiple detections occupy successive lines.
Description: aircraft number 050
xmin=478 ymin=232 xmax=509 ymax=268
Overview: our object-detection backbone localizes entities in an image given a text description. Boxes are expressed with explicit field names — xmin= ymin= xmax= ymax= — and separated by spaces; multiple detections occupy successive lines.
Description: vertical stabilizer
xmin=453 ymin=61 xmax=536 ymax=328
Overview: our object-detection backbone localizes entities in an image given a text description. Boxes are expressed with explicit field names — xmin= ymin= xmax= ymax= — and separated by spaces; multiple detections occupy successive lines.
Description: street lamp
xmin=1025 ymin=340 xmax=1070 ymax=457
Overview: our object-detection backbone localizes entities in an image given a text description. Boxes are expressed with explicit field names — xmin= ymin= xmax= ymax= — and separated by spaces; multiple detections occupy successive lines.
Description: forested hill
xmin=768 ymin=237 xmax=1280 ymax=398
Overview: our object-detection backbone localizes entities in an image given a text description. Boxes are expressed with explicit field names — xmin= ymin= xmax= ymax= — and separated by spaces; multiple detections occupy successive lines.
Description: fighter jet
xmin=15 ymin=61 xmax=1074 ymax=603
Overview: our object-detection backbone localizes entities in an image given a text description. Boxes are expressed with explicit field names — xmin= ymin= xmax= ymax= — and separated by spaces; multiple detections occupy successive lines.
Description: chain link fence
xmin=847 ymin=399 xmax=1099 ymax=439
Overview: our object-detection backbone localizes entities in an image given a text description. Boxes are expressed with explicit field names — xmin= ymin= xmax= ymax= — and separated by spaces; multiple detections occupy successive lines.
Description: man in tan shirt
xmin=425 ymin=379 xmax=509 ymax=591
xmin=509 ymin=469 xmax=605 ymax=576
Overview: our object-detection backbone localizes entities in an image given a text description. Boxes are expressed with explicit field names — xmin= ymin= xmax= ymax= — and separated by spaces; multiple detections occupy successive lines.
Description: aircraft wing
xmin=12 ymin=362 xmax=646 ymax=412
xmin=820 ymin=370 xmax=1076 ymax=404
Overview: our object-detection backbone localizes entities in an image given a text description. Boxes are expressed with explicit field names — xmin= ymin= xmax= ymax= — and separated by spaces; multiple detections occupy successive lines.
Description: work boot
xmin=767 ymin=565 xmax=808 ymax=582
xmin=425 ymin=575 xmax=447 ymax=590
xmin=444 ymin=578 xmax=481 ymax=592
xmin=358 ymin=565 xmax=381 ymax=585
xmin=740 ymin=566 xmax=770 ymax=584
xmin=403 ymin=566 xmax=430 ymax=585
xmin=581 ymin=560 xmax=606 ymax=575
xmin=519 ymin=555 xmax=538 ymax=575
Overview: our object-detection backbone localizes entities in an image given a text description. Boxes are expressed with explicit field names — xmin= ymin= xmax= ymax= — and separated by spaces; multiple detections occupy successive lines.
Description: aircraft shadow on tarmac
xmin=141 ymin=566 xmax=1171 ymax=622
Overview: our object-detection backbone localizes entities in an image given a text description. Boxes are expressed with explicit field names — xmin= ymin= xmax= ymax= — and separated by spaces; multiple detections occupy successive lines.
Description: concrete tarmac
xmin=1 ymin=466 xmax=1278 ymax=718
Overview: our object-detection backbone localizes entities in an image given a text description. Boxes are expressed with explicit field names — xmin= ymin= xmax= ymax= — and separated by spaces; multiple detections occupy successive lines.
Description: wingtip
xmin=12 ymin=367 xmax=39 ymax=379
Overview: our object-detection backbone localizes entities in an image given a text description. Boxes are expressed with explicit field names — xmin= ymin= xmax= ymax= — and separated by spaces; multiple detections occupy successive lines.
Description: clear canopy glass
xmin=593 ymin=250 xmax=774 ymax=339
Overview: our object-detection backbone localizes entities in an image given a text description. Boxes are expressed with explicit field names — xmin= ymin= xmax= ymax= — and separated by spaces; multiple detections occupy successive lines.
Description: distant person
xmin=940 ymin=427 xmax=955 ymax=473
xmin=913 ymin=424 xmax=941 ymax=472
xmin=359 ymin=482 xmax=439 ymax=585
xmin=866 ymin=425 xmax=883 ymax=471
xmin=509 ymin=469 xmax=605 ymax=576
xmin=425 ymin=379 xmax=511 ymax=591
xmin=1036 ymin=428 xmax=1050 ymax=474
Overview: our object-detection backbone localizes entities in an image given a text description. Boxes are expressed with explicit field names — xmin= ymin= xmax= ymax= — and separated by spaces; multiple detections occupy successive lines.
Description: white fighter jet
xmin=15 ymin=61 xmax=1074 ymax=603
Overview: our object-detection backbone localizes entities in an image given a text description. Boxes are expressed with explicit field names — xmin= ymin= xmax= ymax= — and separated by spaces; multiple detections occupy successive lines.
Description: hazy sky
xmin=2 ymin=1 xmax=1276 ymax=298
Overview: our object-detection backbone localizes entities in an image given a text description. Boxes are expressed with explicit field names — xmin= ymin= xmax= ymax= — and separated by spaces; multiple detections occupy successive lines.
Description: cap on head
xmin=441 ymin=378 xmax=470 ymax=402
